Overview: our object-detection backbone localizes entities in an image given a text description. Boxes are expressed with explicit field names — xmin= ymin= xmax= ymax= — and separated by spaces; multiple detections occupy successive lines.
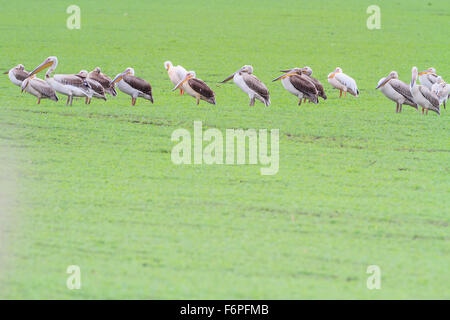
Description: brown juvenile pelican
xmin=164 ymin=61 xmax=187 ymax=95
xmin=88 ymin=67 xmax=117 ymax=96
xmin=173 ymin=71 xmax=216 ymax=105
xmin=376 ymin=71 xmax=418 ymax=113
xmin=221 ymin=65 xmax=270 ymax=106
xmin=28 ymin=56 xmax=90 ymax=106
xmin=4 ymin=64 xmax=29 ymax=87
xmin=410 ymin=67 xmax=440 ymax=115
xmin=76 ymin=70 xmax=107 ymax=104
xmin=418 ymin=67 xmax=439 ymax=90
xmin=328 ymin=67 xmax=359 ymax=97
xmin=21 ymin=76 xmax=58 ymax=104
xmin=272 ymin=68 xmax=318 ymax=105
xmin=300 ymin=67 xmax=327 ymax=101
xmin=111 ymin=67 xmax=153 ymax=106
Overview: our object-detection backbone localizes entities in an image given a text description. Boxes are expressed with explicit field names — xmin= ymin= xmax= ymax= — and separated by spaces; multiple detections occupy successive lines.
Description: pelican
xmin=327 ymin=67 xmax=359 ymax=97
xmin=21 ymin=76 xmax=58 ymax=104
xmin=410 ymin=66 xmax=440 ymax=115
xmin=4 ymin=64 xmax=29 ymax=87
xmin=76 ymin=70 xmax=107 ymax=104
xmin=431 ymin=77 xmax=449 ymax=109
xmin=111 ymin=67 xmax=153 ymax=106
xmin=164 ymin=61 xmax=187 ymax=95
xmin=300 ymin=67 xmax=327 ymax=101
xmin=28 ymin=56 xmax=90 ymax=106
xmin=221 ymin=65 xmax=270 ymax=106
xmin=173 ymin=71 xmax=216 ymax=105
xmin=418 ymin=67 xmax=439 ymax=90
xmin=88 ymin=67 xmax=117 ymax=96
xmin=375 ymin=71 xmax=418 ymax=113
xmin=272 ymin=68 xmax=318 ymax=105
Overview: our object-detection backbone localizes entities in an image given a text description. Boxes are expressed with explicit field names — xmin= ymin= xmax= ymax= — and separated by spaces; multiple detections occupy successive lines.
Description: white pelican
xmin=111 ymin=67 xmax=153 ymax=106
xmin=410 ymin=66 xmax=440 ymax=115
xmin=328 ymin=67 xmax=359 ymax=97
xmin=21 ymin=76 xmax=58 ymax=104
xmin=431 ymin=77 xmax=449 ymax=109
xmin=221 ymin=65 xmax=270 ymax=106
xmin=164 ymin=61 xmax=187 ymax=95
xmin=4 ymin=64 xmax=29 ymax=87
xmin=418 ymin=67 xmax=439 ymax=90
xmin=89 ymin=67 xmax=117 ymax=96
xmin=28 ymin=56 xmax=90 ymax=106
xmin=272 ymin=68 xmax=318 ymax=105
xmin=76 ymin=70 xmax=107 ymax=104
xmin=376 ymin=71 xmax=418 ymax=113
xmin=173 ymin=71 xmax=216 ymax=105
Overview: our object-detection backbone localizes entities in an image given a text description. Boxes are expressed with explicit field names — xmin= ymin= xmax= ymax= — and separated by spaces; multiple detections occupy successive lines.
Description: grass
xmin=0 ymin=0 xmax=449 ymax=299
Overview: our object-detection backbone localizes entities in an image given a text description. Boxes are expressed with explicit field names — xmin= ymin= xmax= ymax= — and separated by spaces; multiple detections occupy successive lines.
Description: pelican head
xmin=77 ymin=70 xmax=89 ymax=78
xmin=92 ymin=67 xmax=101 ymax=73
xmin=164 ymin=61 xmax=173 ymax=71
xmin=376 ymin=71 xmax=399 ymax=89
xmin=3 ymin=64 xmax=25 ymax=74
xmin=328 ymin=67 xmax=342 ymax=79
xmin=301 ymin=66 xmax=313 ymax=76
xmin=172 ymin=71 xmax=195 ymax=91
xmin=111 ymin=67 xmax=134 ymax=85
xmin=411 ymin=66 xmax=418 ymax=88
xmin=419 ymin=67 xmax=436 ymax=76
xmin=221 ymin=65 xmax=253 ymax=83
xmin=272 ymin=68 xmax=302 ymax=82
xmin=29 ymin=56 xmax=58 ymax=77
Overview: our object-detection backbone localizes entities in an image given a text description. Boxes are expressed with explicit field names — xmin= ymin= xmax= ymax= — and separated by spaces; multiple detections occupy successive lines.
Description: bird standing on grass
xmin=221 ymin=65 xmax=270 ymax=107
xmin=173 ymin=71 xmax=216 ymax=105
xmin=164 ymin=61 xmax=187 ymax=95
xmin=273 ymin=68 xmax=318 ymax=106
xmin=410 ymin=66 xmax=440 ymax=115
xmin=328 ymin=67 xmax=359 ymax=98
xmin=76 ymin=70 xmax=107 ymax=104
xmin=376 ymin=71 xmax=417 ymax=113
xmin=111 ymin=67 xmax=153 ymax=106
xmin=21 ymin=75 xmax=58 ymax=104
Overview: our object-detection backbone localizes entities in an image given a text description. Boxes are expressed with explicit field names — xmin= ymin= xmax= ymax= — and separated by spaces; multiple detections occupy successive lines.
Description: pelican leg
xmin=131 ymin=97 xmax=136 ymax=106
xmin=196 ymin=97 xmax=200 ymax=105
xmin=344 ymin=91 xmax=347 ymax=97
xmin=421 ymin=107 xmax=424 ymax=114
xmin=426 ymin=109 xmax=428 ymax=115
xmin=70 ymin=95 xmax=73 ymax=106
xmin=395 ymin=103 xmax=398 ymax=113
xmin=85 ymin=97 xmax=88 ymax=104
xmin=303 ymin=98 xmax=307 ymax=103
xmin=339 ymin=90 xmax=342 ymax=98
xmin=66 ymin=96 xmax=70 ymax=105
xmin=444 ymin=101 xmax=446 ymax=109
xmin=89 ymin=98 xmax=92 ymax=105
xmin=399 ymin=104 xmax=402 ymax=113
xmin=180 ymin=89 xmax=184 ymax=96
xmin=298 ymin=98 xmax=302 ymax=106
xmin=249 ymin=97 xmax=255 ymax=106
xmin=37 ymin=98 xmax=41 ymax=105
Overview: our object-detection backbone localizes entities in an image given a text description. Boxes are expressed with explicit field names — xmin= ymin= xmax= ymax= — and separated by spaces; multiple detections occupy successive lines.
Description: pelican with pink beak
xmin=410 ymin=66 xmax=440 ymax=115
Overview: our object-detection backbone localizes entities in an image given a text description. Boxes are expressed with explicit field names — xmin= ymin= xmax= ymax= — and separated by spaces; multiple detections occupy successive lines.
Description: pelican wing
xmin=54 ymin=74 xmax=90 ymax=88
xmin=30 ymin=78 xmax=58 ymax=100
xmin=89 ymin=71 xmax=112 ymax=88
xmin=334 ymin=73 xmax=358 ymax=95
xmin=306 ymin=75 xmax=326 ymax=99
xmin=123 ymin=75 xmax=152 ymax=95
xmin=419 ymin=86 xmax=440 ymax=108
xmin=188 ymin=78 xmax=215 ymax=98
xmin=87 ymin=79 xmax=105 ymax=95
xmin=389 ymin=79 xmax=416 ymax=106
xmin=242 ymin=74 xmax=270 ymax=101
xmin=290 ymin=75 xmax=317 ymax=95
xmin=15 ymin=69 xmax=29 ymax=81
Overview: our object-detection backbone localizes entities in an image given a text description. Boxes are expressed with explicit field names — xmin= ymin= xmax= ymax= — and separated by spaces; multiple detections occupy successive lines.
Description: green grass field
xmin=0 ymin=0 xmax=449 ymax=299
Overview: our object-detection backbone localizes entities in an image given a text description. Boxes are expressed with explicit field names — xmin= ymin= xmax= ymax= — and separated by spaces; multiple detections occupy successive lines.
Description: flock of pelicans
xmin=4 ymin=56 xmax=449 ymax=115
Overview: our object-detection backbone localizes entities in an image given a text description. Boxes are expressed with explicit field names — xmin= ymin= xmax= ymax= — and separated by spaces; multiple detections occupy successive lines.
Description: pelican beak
xmin=280 ymin=69 xmax=292 ymax=73
xmin=221 ymin=72 xmax=236 ymax=83
xmin=376 ymin=75 xmax=393 ymax=89
xmin=328 ymin=71 xmax=337 ymax=79
xmin=418 ymin=69 xmax=431 ymax=76
xmin=111 ymin=71 xmax=127 ymax=85
xmin=272 ymin=72 xmax=295 ymax=82
xmin=172 ymin=74 xmax=191 ymax=91
xmin=29 ymin=60 xmax=52 ymax=78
